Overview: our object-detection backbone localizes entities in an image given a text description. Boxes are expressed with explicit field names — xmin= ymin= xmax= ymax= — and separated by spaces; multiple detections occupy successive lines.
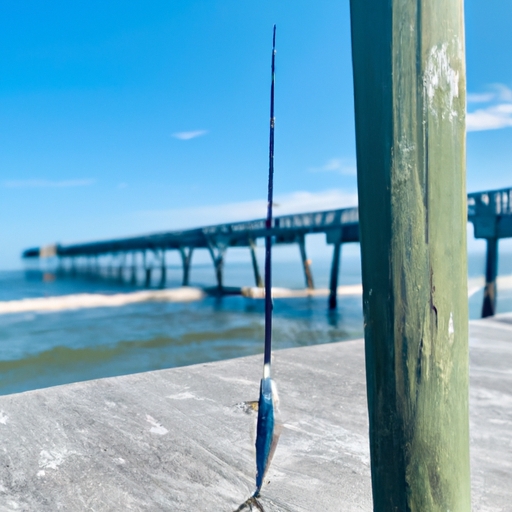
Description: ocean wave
xmin=0 ymin=287 xmax=205 ymax=315
xmin=0 ymin=326 xmax=263 ymax=395
xmin=242 ymin=278 xmax=512 ymax=299
xmin=241 ymin=284 xmax=363 ymax=299
xmin=2 ymin=275 xmax=510 ymax=315
xmin=468 ymin=275 xmax=512 ymax=297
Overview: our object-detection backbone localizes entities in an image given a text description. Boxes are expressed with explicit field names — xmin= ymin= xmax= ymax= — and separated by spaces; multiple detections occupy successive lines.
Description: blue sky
xmin=1 ymin=0 xmax=511 ymax=269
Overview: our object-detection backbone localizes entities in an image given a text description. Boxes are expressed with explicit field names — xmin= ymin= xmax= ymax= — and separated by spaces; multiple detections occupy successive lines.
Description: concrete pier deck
xmin=0 ymin=315 xmax=510 ymax=511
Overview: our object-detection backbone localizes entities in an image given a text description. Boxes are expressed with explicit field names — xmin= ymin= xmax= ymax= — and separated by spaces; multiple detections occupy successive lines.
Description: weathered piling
xmin=482 ymin=237 xmax=498 ymax=317
xmin=350 ymin=0 xmax=470 ymax=510
xmin=117 ymin=253 xmax=125 ymax=282
xmin=249 ymin=238 xmax=263 ymax=288
xmin=179 ymin=247 xmax=193 ymax=286
xmin=207 ymin=242 xmax=226 ymax=291
xmin=328 ymin=236 xmax=342 ymax=309
xmin=131 ymin=252 xmax=137 ymax=285
xmin=160 ymin=250 xmax=167 ymax=288
xmin=297 ymin=235 xmax=314 ymax=289
xmin=143 ymin=251 xmax=151 ymax=288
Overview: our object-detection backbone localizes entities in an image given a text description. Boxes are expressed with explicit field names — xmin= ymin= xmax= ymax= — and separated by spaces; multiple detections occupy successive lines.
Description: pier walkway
xmin=0 ymin=314 xmax=510 ymax=511
xmin=23 ymin=186 xmax=512 ymax=314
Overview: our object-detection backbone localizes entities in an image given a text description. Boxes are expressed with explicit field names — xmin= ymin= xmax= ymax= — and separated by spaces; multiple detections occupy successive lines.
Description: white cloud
xmin=467 ymin=83 xmax=512 ymax=103
xmin=309 ymin=158 xmax=357 ymax=175
xmin=467 ymin=92 xmax=495 ymax=103
xmin=467 ymin=104 xmax=512 ymax=131
xmin=172 ymin=130 xmax=208 ymax=140
xmin=3 ymin=179 xmax=96 ymax=188
xmin=492 ymin=83 xmax=512 ymax=102
xmin=466 ymin=83 xmax=512 ymax=131
xmin=135 ymin=189 xmax=358 ymax=231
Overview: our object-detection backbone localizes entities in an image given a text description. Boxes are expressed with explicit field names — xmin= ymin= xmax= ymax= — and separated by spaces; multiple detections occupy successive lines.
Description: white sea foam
xmin=468 ymin=275 xmax=512 ymax=297
xmin=0 ymin=287 xmax=205 ymax=315
xmin=2 ymin=275 xmax=510 ymax=314
xmin=243 ymin=276 xmax=512 ymax=300
xmin=241 ymin=284 xmax=363 ymax=299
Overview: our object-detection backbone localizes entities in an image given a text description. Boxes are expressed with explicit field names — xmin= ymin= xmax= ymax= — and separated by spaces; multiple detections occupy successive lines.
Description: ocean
xmin=1 ymin=252 xmax=511 ymax=396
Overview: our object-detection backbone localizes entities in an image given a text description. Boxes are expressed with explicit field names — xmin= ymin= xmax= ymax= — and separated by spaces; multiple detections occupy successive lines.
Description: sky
xmin=1 ymin=0 xmax=511 ymax=269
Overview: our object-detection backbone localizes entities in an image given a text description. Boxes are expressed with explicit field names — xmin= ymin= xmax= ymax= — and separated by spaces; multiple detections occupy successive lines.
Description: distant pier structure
xmin=22 ymin=207 xmax=359 ymax=309
xmin=468 ymin=187 xmax=512 ymax=317
xmin=22 ymin=186 xmax=512 ymax=315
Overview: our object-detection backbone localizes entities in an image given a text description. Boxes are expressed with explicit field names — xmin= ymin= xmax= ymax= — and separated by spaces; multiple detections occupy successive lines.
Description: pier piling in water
xmin=328 ymin=236 xmax=342 ymax=310
xmin=207 ymin=241 xmax=227 ymax=291
xmin=143 ymin=251 xmax=151 ymax=288
xmin=297 ymin=235 xmax=314 ymax=289
xmin=179 ymin=247 xmax=193 ymax=286
xmin=482 ymin=237 xmax=499 ymax=317
xmin=117 ymin=253 xmax=125 ymax=283
xmin=249 ymin=238 xmax=263 ymax=288
xmin=160 ymin=250 xmax=167 ymax=288
xmin=131 ymin=252 xmax=137 ymax=285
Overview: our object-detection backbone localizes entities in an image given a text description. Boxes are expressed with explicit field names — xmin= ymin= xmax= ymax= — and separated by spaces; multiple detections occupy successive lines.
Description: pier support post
xmin=249 ymin=239 xmax=263 ymax=288
xmin=328 ymin=239 xmax=342 ymax=310
xmin=350 ymin=0 xmax=470 ymax=510
xmin=143 ymin=251 xmax=151 ymax=288
xmin=297 ymin=235 xmax=314 ymax=289
xmin=482 ymin=237 xmax=499 ymax=317
xmin=160 ymin=250 xmax=167 ymax=288
xmin=56 ymin=257 xmax=64 ymax=277
xmin=93 ymin=257 xmax=99 ymax=278
xmin=179 ymin=247 xmax=194 ymax=286
xmin=130 ymin=252 xmax=137 ymax=285
xmin=106 ymin=255 xmax=113 ymax=279
xmin=207 ymin=241 xmax=227 ymax=291
xmin=117 ymin=253 xmax=125 ymax=283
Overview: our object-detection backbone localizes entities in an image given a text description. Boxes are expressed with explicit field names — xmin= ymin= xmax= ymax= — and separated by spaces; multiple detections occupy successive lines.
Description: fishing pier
xmin=23 ymin=207 xmax=360 ymax=309
xmin=22 ymin=186 xmax=512 ymax=316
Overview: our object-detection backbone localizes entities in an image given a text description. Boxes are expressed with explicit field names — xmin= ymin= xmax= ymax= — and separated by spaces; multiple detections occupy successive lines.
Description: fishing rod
xmin=254 ymin=22 xmax=278 ymax=499
xmin=233 ymin=26 xmax=279 ymax=512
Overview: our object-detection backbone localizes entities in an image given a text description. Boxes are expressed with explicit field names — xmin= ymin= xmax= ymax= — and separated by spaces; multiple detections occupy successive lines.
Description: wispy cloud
xmin=492 ymin=83 xmax=512 ymax=101
xmin=466 ymin=83 xmax=512 ymax=132
xmin=467 ymin=92 xmax=495 ymax=103
xmin=172 ymin=130 xmax=208 ymax=140
xmin=135 ymin=189 xmax=358 ymax=231
xmin=309 ymin=158 xmax=357 ymax=175
xmin=3 ymin=179 xmax=96 ymax=188
xmin=467 ymin=83 xmax=512 ymax=104
xmin=467 ymin=104 xmax=512 ymax=131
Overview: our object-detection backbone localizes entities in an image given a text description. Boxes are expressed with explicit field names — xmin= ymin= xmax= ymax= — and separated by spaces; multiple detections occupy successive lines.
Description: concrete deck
xmin=0 ymin=315 xmax=510 ymax=511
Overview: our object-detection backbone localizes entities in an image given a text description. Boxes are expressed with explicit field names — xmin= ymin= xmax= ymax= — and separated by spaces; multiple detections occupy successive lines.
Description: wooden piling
xmin=118 ymin=253 xmax=126 ymax=283
xmin=143 ymin=251 xmax=151 ymax=288
xmin=131 ymin=252 xmax=137 ymax=285
xmin=207 ymin=242 xmax=226 ymax=291
xmin=482 ymin=237 xmax=499 ymax=317
xmin=160 ymin=250 xmax=167 ymax=288
xmin=350 ymin=0 xmax=471 ymax=509
xmin=249 ymin=239 xmax=263 ymax=288
xmin=179 ymin=247 xmax=193 ymax=286
xmin=297 ymin=236 xmax=314 ymax=289
xmin=328 ymin=239 xmax=342 ymax=310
